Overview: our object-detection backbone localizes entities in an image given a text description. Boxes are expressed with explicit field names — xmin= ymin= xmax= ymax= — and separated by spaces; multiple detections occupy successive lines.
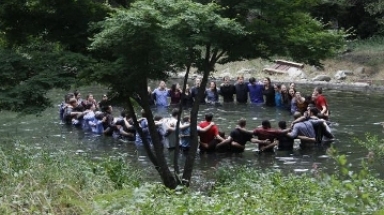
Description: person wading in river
xmin=198 ymin=113 xmax=225 ymax=153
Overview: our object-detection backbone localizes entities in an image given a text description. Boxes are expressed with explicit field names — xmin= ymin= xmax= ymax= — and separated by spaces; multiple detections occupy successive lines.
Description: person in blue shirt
xmin=274 ymin=84 xmax=283 ymax=108
xmin=135 ymin=109 xmax=152 ymax=146
xmin=247 ymin=77 xmax=264 ymax=104
xmin=180 ymin=116 xmax=192 ymax=151
xmin=206 ymin=81 xmax=219 ymax=104
xmin=152 ymin=81 xmax=169 ymax=107
xmin=82 ymin=103 xmax=96 ymax=131
xmin=89 ymin=111 xmax=105 ymax=134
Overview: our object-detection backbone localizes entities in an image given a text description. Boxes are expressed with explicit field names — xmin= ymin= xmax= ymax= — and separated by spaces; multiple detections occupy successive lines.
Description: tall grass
xmin=1 ymin=140 xmax=384 ymax=214
xmin=0 ymin=143 xmax=141 ymax=214
xmin=349 ymin=36 xmax=384 ymax=52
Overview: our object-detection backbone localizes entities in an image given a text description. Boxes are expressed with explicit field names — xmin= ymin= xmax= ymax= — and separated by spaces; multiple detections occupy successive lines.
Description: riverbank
xmin=174 ymin=37 xmax=384 ymax=93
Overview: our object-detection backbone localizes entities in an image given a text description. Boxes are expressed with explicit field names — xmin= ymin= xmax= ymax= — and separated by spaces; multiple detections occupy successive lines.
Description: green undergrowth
xmin=1 ymin=141 xmax=384 ymax=214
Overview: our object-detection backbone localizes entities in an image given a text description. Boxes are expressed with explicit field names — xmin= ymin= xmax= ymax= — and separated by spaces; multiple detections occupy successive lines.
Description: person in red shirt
xmin=313 ymin=87 xmax=329 ymax=120
xmin=198 ymin=113 xmax=225 ymax=153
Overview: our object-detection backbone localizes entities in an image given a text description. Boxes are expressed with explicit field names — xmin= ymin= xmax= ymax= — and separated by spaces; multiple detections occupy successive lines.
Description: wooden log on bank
xmin=274 ymin=60 xmax=304 ymax=68
xmin=262 ymin=68 xmax=287 ymax=75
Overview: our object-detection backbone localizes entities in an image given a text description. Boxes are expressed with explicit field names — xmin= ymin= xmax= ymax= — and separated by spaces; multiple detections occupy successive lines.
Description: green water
xmin=0 ymin=86 xmax=383 ymax=183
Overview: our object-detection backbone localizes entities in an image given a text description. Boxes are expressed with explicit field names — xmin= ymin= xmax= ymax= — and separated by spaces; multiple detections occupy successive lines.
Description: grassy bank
xmin=1 ymin=140 xmax=384 ymax=214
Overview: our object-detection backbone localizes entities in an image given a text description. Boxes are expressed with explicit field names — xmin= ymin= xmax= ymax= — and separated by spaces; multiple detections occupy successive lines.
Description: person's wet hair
xmin=315 ymin=87 xmax=323 ymax=94
xmin=83 ymin=102 xmax=92 ymax=110
xmin=309 ymin=107 xmax=320 ymax=116
xmin=65 ymin=93 xmax=75 ymax=103
xmin=69 ymin=97 xmax=77 ymax=105
xmin=278 ymin=121 xmax=287 ymax=129
xmin=74 ymin=90 xmax=80 ymax=97
xmin=219 ymin=131 xmax=225 ymax=138
xmin=95 ymin=111 xmax=104 ymax=120
xmin=261 ymin=120 xmax=271 ymax=129
xmin=171 ymin=108 xmax=180 ymax=117
xmin=120 ymin=110 xmax=126 ymax=118
xmin=249 ymin=77 xmax=256 ymax=83
xmin=171 ymin=84 xmax=177 ymax=92
xmin=238 ymin=118 xmax=246 ymax=127
xmin=205 ymin=113 xmax=214 ymax=122
xmin=183 ymin=116 xmax=190 ymax=123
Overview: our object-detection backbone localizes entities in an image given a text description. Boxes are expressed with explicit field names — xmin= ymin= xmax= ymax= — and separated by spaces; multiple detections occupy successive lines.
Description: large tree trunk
xmin=135 ymin=80 xmax=178 ymax=189
xmin=174 ymin=64 xmax=191 ymax=177
xmin=182 ymin=45 xmax=212 ymax=186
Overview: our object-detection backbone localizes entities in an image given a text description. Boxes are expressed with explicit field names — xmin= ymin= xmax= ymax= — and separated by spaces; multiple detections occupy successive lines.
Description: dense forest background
xmin=1 ymin=0 xmax=383 ymax=113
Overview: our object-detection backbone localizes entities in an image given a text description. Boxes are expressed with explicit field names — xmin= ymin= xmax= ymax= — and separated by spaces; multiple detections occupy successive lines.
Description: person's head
xmin=185 ymin=84 xmax=190 ymax=91
xmin=261 ymin=120 xmax=271 ymax=129
xmin=171 ymin=84 xmax=177 ymax=92
xmin=290 ymin=82 xmax=295 ymax=89
xmin=68 ymin=97 xmax=78 ymax=107
xmin=295 ymin=91 xmax=302 ymax=99
xmin=102 ymin=105 xmax=113 ymax=113
xmin=274 ymin=84 xmax=281 ymax=92
xmin=64 ymin=93 xmax=75 ymax=103
xmin=281 ymin=84 xmax=287 ymax=93
xmin=313 ymin=87 xmax=323 ymax=96
xmin=278 ymin=121 xmax=287 ymax=129
xmin=289 ymin=88 xmax=296 ymax=97
xmin=249 ymin=77 xmax=256 ymax=85
xmin=141 ymin=109 xmax=146 ymax=117
xmin=183 ymin=116 xmax=190 ymax=123
xmin=147 ymin=86 xmax=152 ymax=93
xmin=293 ymin=111 xmax=302 ymax=120
xmin=159 ymin=81 xmax=166 ymax=89
xmin=195 ymin=78 xmax=201 ymax=87
xmin=74 ymin=90 xmax=81 ymax=100
xmin=120 ymin=110 xmax=127 ymax=118
xmin=102 ymin=94 xmax=108 ymax=101
xmin=263 ymin=77 xmax=271 ymax=87
xmin=237 ymin=75 xmax=244 ymax=84
xmin=95 ymin=111 xmax=104 ymax=120
xmin=86 ymin=93 xmax=94 ymax=101
xmin=311 ymin=93 xmax=317 ymax=101
xmin=83 ymin=102 xmax=93 ymax=110
xmin=238 ymin=118 xmax=247 ymax=128
xmin=305 ymin=95 xmax=312 ymax=103
xmin=210 ymin=81 xmax=217 ymax=90
xmin=223 ymin=76 xmax=230 ymax=85
xmin=308 ymin=107 xmax=320 ymax=116
xmin=205 ymin=113 xmax=214 ymax=122
xmin=171 ymin=108 xmax=180 ymax=117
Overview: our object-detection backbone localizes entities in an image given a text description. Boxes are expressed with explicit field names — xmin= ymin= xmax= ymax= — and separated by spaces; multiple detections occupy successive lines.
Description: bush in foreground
xmin=1 ymin=143 xmax=384 ymax=214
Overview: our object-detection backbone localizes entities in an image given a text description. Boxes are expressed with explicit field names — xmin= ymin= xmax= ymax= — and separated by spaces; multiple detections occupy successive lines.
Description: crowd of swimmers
xmin=59 ymin=76 xmax=334 ymax=153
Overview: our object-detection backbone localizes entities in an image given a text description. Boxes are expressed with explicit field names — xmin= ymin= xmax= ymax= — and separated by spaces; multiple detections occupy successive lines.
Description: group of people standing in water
xmin=59 ymin=76 xmax=334 ymax=154
xmin=148 ymin=76 xmax=329 ymax=119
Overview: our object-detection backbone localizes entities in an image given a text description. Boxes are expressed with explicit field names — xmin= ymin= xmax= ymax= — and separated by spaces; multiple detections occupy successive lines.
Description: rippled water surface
xmin=1 ymin=86 xmax=383 ymax=182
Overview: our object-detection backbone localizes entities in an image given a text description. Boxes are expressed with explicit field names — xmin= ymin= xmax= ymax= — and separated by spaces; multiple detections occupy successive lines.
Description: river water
xmin=0 ymin=86 xmax=383 ymax=183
